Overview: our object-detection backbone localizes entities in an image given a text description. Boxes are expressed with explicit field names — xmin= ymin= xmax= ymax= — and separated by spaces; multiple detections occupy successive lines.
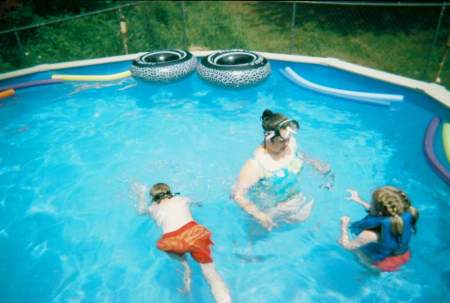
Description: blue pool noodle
xmin=424 ymin=117 xmax=450 ymax=185
xmin=280 ymin=67 xmax=404 ymax=106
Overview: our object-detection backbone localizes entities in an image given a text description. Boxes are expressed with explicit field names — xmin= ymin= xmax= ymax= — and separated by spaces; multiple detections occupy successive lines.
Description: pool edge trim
xmin=0 ymin=51 xmax=449 ymax=108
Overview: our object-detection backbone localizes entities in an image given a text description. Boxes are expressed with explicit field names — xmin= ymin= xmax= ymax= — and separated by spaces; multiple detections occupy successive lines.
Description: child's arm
xmin=132 ymin=183 xmax=150 ymax=215
xmin=231 ymin=160 xmax=276 ymax=231
xmin=345 ymin=189 xmax=371 ymax=210
xmin=300 ymin=152 xmax=331 ymax=175
xmin=339 ymin=216 xmax=378 ymax=250
xmin=186 ymin=198 xmax=203 ymax=207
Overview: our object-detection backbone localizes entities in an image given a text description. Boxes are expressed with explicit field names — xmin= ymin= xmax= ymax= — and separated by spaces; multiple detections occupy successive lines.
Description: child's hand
xmin=256 ymin=212 xmax=276 ymax=231
xmin=132 ymin=183 xmax=147 ymax=196
xmin=132 ymin=183 xmax=148 ymax=215
xmin=340 ymin=216 xmax=351 ymax=228
xmin=345 ymin=189 xmax=362 ymax=203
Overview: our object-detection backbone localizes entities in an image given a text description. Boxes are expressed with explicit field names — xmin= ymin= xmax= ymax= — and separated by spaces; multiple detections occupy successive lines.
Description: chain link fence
xmin=1 ymin=1 xmax=449 ymax=87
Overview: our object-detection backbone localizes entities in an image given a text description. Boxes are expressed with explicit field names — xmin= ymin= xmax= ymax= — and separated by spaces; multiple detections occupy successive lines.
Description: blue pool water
xmin=1 ymin=59 xmax=449 ymax=303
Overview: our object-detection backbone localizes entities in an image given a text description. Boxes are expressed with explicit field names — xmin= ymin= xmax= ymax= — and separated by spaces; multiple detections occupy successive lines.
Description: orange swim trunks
xmin=375 ymin=250 xmax=411 ymax=272
xmin=157 ymin=221 xmax=213 ymax=264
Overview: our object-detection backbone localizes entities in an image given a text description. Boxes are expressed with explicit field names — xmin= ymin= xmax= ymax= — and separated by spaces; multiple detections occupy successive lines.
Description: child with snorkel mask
xmin=231 ymin=109 xmax=331 ymax=230
xmin=134 ymin=183 xmax=232 ymax=303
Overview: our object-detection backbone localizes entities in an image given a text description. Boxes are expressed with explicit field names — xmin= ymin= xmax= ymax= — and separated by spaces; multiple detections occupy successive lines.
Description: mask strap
xmin=153 ymin=191 xmax=173 ymax=203
xmin=264 ymin=130 xmax=276 ymax=141
xmin=277 ymin=119 xmax=291 ymax=128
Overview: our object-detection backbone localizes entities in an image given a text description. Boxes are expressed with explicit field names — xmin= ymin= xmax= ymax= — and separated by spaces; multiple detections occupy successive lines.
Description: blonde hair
xmin=150 ymin=183 xmax=173 ymax=203
xmin=372 ymin=186 xmax=419 ymax=236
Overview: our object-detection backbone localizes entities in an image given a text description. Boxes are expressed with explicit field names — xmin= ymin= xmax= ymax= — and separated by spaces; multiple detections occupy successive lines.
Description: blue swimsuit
xmin=350 ymin=212 xmax=414 ymax=262
xmin=247 ymin=152 xmax=304 ymax=210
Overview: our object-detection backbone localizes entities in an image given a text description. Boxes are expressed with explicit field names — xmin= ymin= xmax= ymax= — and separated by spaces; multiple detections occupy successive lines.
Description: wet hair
xmin=261 ymin=109 xmax=288 ymax=132
xmin=150 ymin=183 xmax=173 ymax=203
xmin=390 ymin=187 xmax=419 ymax=234
xmin=372 ymin=186 xmax=419 ymax=236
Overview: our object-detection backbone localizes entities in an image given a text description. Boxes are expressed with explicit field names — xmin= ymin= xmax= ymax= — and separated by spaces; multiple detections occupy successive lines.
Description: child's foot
xmin=182 ymin=267 xmax=192 ymax=293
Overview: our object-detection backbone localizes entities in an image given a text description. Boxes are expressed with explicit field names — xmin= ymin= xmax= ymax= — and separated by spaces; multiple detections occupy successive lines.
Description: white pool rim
xmin=0 ymin=50 xmax=448 ymax=108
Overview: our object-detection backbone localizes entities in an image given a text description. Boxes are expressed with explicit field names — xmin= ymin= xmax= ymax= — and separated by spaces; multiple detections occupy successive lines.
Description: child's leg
xmin=200 ymin=262 xmax=232 ymax=303
xmin=168 ymin=253 xmax=191 ymax=293
xmin=266 ymin=193 xmax=314 ymax=222
xmin=286 ymin=199 xmax=314 ymax=222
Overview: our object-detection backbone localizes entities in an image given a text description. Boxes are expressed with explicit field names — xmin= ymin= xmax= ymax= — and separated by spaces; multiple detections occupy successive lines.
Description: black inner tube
xmin=132 ymin=50 xmax=192 ymax=68
xmin=144 ymin=52 xmax=180 ymax=63
xmin=216 ymin=54 xmax=254 ymax=65
xmin=201 ymin=51 xmax=267 ymax=70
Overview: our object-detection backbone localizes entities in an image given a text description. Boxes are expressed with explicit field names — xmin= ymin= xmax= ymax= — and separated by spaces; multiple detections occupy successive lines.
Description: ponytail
xmin=390 ymin=214 xmax=404 ymax=236
xmin=373 ymin=186 xmax=419 ymax=236
xmin=261 ymin=109 xmax=273 ymax=121
xmin=373 ymin=186 xmax=404 ymax=236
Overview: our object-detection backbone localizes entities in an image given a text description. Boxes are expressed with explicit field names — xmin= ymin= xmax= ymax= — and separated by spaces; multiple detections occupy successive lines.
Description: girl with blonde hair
xmin=339 ymin=186 xmax=419 ymax=271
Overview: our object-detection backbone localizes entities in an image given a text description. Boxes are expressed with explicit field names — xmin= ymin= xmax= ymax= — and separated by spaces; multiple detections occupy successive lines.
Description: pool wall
xmin=0 ymin=50 xmax=449 ymax=108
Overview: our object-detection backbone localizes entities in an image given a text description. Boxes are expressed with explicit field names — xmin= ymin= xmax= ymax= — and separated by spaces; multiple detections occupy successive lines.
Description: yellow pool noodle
xmin=52 ymin=70 xmax=131 ymax=81
xmin=443 ymin=122 xmax=450 ymax=165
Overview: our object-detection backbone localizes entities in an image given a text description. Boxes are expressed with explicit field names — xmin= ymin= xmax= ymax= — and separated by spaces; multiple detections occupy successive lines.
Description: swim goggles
xmin=264 ymin=119 xmax=299 ymax=141
xmin=152 ymin=191 xmax=180 ymax=203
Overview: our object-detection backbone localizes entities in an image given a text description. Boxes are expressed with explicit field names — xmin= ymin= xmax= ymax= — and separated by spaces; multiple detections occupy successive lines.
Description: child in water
xmin=135 ymin=182 xmax=232 ymax=303
xmin=232 ymin=109 xmax=331 ymax=231
xmin=339 ymin=186 xmax=419 ymax=271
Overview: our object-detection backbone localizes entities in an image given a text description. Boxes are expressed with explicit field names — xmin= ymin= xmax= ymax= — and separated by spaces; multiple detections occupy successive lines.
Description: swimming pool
xmin=1 ymin=56 xmax=449 ymax=302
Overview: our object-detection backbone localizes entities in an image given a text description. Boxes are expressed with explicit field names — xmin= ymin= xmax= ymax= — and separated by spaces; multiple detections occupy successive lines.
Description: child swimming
xmin=134 ymin=182 xmax=232 ymax=303
xmin=339 ymin=186 xmax=419 ymax=271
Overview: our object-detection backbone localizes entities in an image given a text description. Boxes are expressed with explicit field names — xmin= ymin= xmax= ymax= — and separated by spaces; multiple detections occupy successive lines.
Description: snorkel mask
xmin=264 ymin=119 xmax=300 ymax=142
xmin=152 ymin=191 xmax=172 ymax=203
xmin=151 ymin=190 xmax=180 ymax=203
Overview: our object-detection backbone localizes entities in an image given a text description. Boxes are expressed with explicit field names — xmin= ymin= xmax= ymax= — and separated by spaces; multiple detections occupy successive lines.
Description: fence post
xmin=118 ymin=7 xmax=129 ymax=54
xmin=14 ymin=30 xmax=25 ymax=64
xmin=434 ymin=34 xmax=450 ymax=83
xmin=423 ymin=3 xmax=446 ymax=80
xmin=237 ymin=5 xmax=242 ymax=47
xmin=289 ymin=2 xmax=297 ymax=54
xmin=181 ymin=1 xmax=189 ymax=49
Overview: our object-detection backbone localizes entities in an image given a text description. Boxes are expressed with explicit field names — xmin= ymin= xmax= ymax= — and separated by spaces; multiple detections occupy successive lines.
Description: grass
xmin=213 ymin=2 xmax=450 ymax=88
xmin=0 ymin=1 xmax=448 ymax=88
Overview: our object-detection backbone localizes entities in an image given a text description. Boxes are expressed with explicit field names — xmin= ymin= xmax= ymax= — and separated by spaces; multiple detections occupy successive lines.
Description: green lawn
xmin=1 ymin=2 xmax=448 ymax=88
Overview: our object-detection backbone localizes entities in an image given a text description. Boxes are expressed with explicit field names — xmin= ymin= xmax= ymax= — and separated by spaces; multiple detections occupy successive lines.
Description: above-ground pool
xmin=0 ymin=58 xmax=449 ymax=302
